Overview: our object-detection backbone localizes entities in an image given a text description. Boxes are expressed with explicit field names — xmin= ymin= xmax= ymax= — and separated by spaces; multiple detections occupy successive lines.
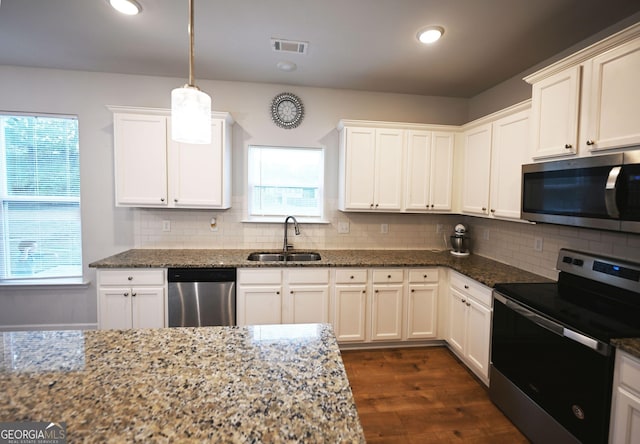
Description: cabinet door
xmin=490 ymin=109 xmax=529 ymax=219
xmin=286 ymin=285 xmax=330 ymax=324
xmin=465 ymin=297 xmax=492 ymax=380
xmin=405 ymin=284 xmax=437 ymax=339
xmin=461 ymin=123 xmax=492 ymax=215
xmin=404 ymin=130 xmax=431 ymax=211
xmin=131 ymin=287 xmax=165 ymax=329
xmin=370 ymin=285 xmax=403 ymax=341
xmin=98 ymin=287 xmax=133 ymax=330
xmin=610 ymin=387 xmax=640 ymax=444
xmin=113 ymin=113 xmax=168 ymax=206
xmin=168 ymin=119 xmax=225 ymax=208
xmin=237 ymin=286 xmax=282 ymax=326
xmin=530 ymin=66 xmax=580 ymax=159
xmin=374 ymin=129 xmax=404 ymax=211
xmin=429 ymin=132 xmax=454 ymax=211
xmin=343 ymin=127 xmax=376 ymax=210
xmin=587 ymin=37 xmax=640 ymax=151
xmin=333 ymin=285 xmax=367 ymax=342
xmin=448 ymin=288 xmax=467 ymax=355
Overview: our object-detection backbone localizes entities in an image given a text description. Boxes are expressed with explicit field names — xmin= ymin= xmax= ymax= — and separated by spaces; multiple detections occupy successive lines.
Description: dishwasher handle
xmin=168 ymin=268 xmax=237 ymax=283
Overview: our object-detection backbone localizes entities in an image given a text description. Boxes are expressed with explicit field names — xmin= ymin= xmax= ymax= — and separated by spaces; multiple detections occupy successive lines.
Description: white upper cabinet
xmin=586 ymin=37 xmax=640 ymax=151
xmin=526 ymin=23 xmax=640 ymax=158
xmin=461 ymin=123 xmax=492 ymax=216
xmin=404 ymin=130 xmax=454 ymax=212
xmin=339 ymin=125 xmax=403 ymax=211
xmin=529 ymin=66 xmax=580 ymax=159
xmin=111 ymin=106 xmax=233 ymax=209
xmin=461 ymin=103 xmax=530 ymax=220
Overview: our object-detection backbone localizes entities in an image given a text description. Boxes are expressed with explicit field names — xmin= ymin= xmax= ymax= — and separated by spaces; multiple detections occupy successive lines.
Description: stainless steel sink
xmin=247 ymin=252 xmax=322 ymax=262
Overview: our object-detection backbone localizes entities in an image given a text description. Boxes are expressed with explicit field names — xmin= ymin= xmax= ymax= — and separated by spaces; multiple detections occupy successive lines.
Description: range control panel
xmin=557 ymin=248 xmax=640 ymax=293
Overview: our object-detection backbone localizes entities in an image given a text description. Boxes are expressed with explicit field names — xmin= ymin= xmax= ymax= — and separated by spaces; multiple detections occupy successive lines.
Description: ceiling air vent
xmin=271 ymin=38 xmax=308 ymax=55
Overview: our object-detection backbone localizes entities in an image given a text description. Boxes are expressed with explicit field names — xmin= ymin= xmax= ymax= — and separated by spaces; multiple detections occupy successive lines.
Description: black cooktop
xmin=494 ymin=275 xmax=640 ymax=342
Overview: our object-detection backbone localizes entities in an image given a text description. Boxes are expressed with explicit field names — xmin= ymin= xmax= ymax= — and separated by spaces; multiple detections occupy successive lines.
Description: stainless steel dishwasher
xmin=167 ymin=268 xmax=236 ymax=327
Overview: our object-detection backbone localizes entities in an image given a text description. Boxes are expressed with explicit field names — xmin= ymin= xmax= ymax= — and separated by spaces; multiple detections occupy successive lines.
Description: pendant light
xmin=171 ymin=0 xmax=211 ymax=144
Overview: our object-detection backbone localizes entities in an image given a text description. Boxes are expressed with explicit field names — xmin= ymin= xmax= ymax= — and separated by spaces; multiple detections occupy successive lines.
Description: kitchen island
xmin=0 ymin=324 xmax=365 ymax=443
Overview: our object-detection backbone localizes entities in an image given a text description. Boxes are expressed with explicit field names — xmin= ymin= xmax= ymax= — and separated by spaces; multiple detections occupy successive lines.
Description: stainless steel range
xmin=490 ymin=249 xmax=640 ymax=444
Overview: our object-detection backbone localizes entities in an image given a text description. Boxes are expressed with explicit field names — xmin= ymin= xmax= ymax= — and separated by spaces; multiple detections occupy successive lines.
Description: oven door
xmin=491 ymin=292 xmax=614 ymax=444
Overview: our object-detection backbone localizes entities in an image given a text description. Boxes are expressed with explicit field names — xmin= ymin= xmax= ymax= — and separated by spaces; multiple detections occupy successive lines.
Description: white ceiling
xmin=1 ymin=0 xmax=639 ymax=97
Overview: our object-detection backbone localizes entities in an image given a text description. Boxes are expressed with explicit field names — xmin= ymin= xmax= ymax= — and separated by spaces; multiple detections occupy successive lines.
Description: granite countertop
xmin=612 ymin=338 xmax=640 ymax=360
xmin=0 ymin=324 xmax=365 ymax=443
xmin=89 ymin=249 xmax=551 ymax=288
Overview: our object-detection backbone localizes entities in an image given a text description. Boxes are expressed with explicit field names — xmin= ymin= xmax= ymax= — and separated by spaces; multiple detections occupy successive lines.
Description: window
xmin=248 ymin=145 xmax=324 ymax=220
xmin=0 ymin=113 xmax=82 ymax=281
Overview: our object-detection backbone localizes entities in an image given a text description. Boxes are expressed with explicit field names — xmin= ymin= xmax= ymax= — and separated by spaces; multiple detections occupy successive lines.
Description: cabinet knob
xmin=174 ymin=199 xmax=178 ymax=203
xmin=423 ymin=274 xmax=428 ymax=278
xmin=411 ymin=289 xmax=415 ymax=293
xmin=362 ymin=290 xmax=366 ymax=294
xmin=564 ymin=144 xmax=572 ymax=149
xmin=123 ymin=292 xmax=129 ymax=297
xmin=490 ymin=209 xmax=495 ymax=213
xmin=430 ymin=204 xmax=434 ymax=208
xmin=375 ymin=289 xmax=379 ymax=293
xmin=160 ymin=198 xmax=165 ymax=202
xmin=128 ymin=276 xmax=133 ymax=281
xmin=370 ymin=203 xmax=374 ymax=208
xmin=464 ymin=285 xmax=469 ymax=289
xmin=466 ymin=302 xmax=471 ymax=307
xmin=461 ymin=299 xmax=466 ymax=303
xmin=482 ymin=207 xmax=487 ymax=212
xmin=350 ymin=275 xmax=354 ymax=279
xmin=131 ymin=292 xmax=137 ymax=297
xmin=290 ymin=290 xmax=294 ymax=294
xmin=586 ymin=140 xmax=595 ymax=146
xmin=276 ymin=291 xmax=280 ymax=295
xmin=375 ymin=203 xmax=379 ymax=208
xmin=387 ymin=274 xmax=391 ymax=279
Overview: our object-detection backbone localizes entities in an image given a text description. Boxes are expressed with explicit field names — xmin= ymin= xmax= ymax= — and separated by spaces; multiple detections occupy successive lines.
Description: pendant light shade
xmin=171 ymin=0 xmax=211 ymax=144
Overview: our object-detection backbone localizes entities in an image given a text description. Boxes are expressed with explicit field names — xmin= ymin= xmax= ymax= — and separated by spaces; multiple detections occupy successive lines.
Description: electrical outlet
xmin=534 ymin=237 xmax=543 ymax=252
xmin=483 ymin=229 xmax=490 ymax=241
xmin=337 ymin=221 xmax=350 ymax=234
xmin=380 ymin=223 xmax=389 ymax=234
xmin=436 ymin=224 xmax=443 ymax=233
xmin=210 ymin=217 xmax=218 ymax=232
xmin=162 ymin=220 xmax=171 ymax=232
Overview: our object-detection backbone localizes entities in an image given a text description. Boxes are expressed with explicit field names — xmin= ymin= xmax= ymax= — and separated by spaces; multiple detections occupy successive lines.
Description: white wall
xmin=0 ymin=65 xmax=467 ymax=329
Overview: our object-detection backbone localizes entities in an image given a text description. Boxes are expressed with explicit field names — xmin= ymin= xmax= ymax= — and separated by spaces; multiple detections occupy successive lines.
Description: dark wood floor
xmin=341 ymin=346 xmax=530 ymax=443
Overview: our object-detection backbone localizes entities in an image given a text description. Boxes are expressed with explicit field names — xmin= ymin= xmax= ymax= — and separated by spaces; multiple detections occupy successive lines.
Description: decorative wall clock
xmin=271 ymin=92 xmax=304 ymax=129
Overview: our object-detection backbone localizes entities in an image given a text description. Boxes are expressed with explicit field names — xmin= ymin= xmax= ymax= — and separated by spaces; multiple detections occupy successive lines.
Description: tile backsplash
xmin=133 ymin=199 xmax=640 ymax=281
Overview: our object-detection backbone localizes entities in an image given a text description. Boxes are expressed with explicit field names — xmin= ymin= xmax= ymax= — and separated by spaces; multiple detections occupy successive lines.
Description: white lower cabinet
xmin=610 ymin=350 xmax=640 ymax=444
xmin=236 ymin=268 xmax=329 ymax=326
xmin=405 ymin=269 xmax=438 ymax=339
xmin=97 ymin=269 xmax=166 ymax=330
xmin=333 ymin=269 xmax=368 ymax=342
xmin=447 ymin=271 xmax=492 ymax=385
xmin=370 ymin=269 xmax=404 ymax=341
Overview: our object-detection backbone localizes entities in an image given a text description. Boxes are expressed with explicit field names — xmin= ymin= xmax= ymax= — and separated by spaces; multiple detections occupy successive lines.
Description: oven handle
xmin=494 ymin=292 xmax=611 ymax=356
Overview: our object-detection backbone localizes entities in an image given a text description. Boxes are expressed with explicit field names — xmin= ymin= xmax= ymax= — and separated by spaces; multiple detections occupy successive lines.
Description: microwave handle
xmin=604 ymin=166 xmax=621 ymax=218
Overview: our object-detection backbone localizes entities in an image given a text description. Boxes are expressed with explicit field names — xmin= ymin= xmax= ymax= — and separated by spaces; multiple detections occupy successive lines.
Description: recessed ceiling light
xmin=277 ymin=61 xmax=297 ymax=72
xmin=109 ymin=0 xmax=141 ymax=15
xmin=417 ymin=26 xmax=444 ymax=44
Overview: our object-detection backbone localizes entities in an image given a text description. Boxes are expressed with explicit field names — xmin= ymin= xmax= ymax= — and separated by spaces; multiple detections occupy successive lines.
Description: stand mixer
xmin=450 ymin=224 xmax=470 ymax=256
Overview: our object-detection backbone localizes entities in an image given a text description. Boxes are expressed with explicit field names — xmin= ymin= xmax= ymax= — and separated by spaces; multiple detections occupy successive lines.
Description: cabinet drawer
xmin=450 ymin=271 xmax=492 ymax=307
xmin=238 ymin=269 xmax=282 ymax=285
xmin=98 ymin=269 xmax=165 ymax=286
xmin=408 ymin=268 xmax=439 ymax=283
xmin=287 ymin=268 xmax=330 ymax=285
xmin=372 ymin=269 xmax=404 ymax=283
xmin=335 ymin=269 xmax=368 ymax=284
xmin=619 ymin=351 xmax=640 ymax=393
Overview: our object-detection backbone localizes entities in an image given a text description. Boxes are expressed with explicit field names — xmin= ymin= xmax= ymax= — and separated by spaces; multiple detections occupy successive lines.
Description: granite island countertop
xmin=0 ymin=324 xmax=365 ymax=443
xmin=612 ymin=338 xmax=640 ymax=360
xmin=89 ymin=249 xmax=551 ymax=288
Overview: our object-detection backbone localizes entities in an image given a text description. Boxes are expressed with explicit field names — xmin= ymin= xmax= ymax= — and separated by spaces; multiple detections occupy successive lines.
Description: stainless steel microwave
xmin=521 ymin=150 xmax=640 ymax=233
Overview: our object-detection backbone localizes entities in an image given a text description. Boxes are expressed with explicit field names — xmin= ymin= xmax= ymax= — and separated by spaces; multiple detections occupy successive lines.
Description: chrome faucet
xmin=283 ymin=216 xmax=300 ymax=253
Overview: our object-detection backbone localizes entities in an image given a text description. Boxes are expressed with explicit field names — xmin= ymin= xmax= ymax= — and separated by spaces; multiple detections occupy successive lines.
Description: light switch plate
xmin=380 ymin=223 xmax=389 ymax=234
xmin=534 ymin=237 xmax=543 ymax=252
xmin=337 ymin=221 xmax=350 ymax=234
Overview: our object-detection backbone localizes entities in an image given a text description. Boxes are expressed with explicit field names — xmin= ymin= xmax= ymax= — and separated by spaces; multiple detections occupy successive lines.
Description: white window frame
xmin=247 ymin=145 xmax=325 ymax=223
xmin=0 ymin=112 xmax=83 ymax=284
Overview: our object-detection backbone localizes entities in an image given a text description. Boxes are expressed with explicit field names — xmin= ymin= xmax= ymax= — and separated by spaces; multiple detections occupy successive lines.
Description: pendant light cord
xmin=188 ymin=0 xmax=195 ymax=87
